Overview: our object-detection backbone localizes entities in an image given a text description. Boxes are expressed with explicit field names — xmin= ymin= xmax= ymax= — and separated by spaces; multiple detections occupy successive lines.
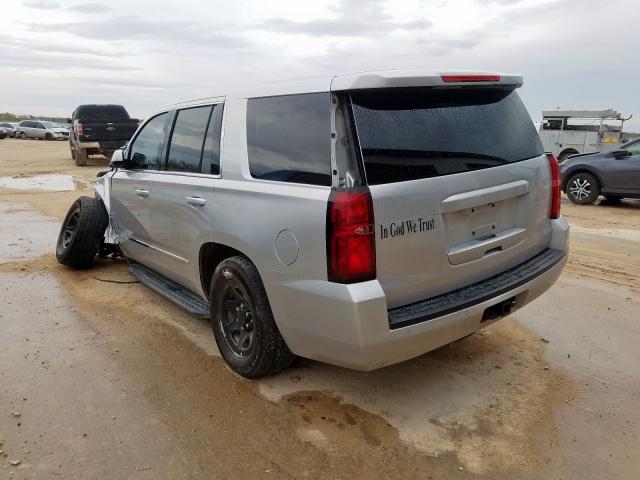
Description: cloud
xmin=259 ymin=0 xmax=432 ymax=37
xmin=0 ymin=48 xmax=139 ymax=72
xmin=26 ymin=15 xmax=248 ymax=48
xmin=70 ymin=2 xmax=111 ymax=13
xmin=23 ymin=0 xmax=60 ymax=9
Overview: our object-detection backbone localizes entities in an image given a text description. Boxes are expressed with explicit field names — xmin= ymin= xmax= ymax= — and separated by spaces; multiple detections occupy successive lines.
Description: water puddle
xmin=0 ymin=202 xmax=59 ymax=262
xmin=0 ymin=174 xmax=75 ymax=191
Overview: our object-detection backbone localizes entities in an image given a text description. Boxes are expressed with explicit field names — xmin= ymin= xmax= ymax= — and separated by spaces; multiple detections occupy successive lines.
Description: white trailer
xmin=539 ymin=109 xmax=631 ymax=162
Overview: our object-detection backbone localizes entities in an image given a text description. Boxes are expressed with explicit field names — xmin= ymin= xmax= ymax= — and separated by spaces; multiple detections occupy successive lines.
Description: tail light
xmin=327 ymin=188 xmax=376 ymax=283
xmin=75 ymin=123 xmax=83 ymax=136
xmin=546 ymin=153 xmax=561 ymax=219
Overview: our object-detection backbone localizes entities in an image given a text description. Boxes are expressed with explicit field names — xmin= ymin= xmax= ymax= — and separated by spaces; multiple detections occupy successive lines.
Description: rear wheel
xmin=75 ymin=147 xmax=88 ymax=166
xmin=567 ymin=172 xmax=600 ymax=205
xmin=56 ymin=196 xmax=109 ymax=269
xmin=20 ymin=132 xmax=27 ymax=139
xmin=210 ymin=256 xmax=295 ymax=378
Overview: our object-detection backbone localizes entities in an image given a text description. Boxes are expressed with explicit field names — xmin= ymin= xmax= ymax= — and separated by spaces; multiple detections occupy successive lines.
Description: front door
xmin=604 ymin=140 xmax=640 ymax=193
xmin=110 ymin=112 xmax=170 ymax=268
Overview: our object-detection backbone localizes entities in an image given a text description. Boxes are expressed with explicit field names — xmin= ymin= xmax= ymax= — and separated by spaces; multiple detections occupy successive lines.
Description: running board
xmin=128 ymin=261 xmax=210 ymax=318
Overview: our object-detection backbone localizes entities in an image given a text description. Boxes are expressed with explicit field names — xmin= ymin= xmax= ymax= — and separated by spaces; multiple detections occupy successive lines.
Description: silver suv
xmin=56 ymin=70 xmax=569 ymax=378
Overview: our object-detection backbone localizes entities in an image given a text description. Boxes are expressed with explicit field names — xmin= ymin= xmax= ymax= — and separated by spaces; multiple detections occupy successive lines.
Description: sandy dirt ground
xmin=0 ymin=138 xmax=638 ymax=479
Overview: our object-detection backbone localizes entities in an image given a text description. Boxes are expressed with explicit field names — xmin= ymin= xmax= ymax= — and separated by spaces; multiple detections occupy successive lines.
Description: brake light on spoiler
xmin=441 ymin=74 xmax=500 ymax=82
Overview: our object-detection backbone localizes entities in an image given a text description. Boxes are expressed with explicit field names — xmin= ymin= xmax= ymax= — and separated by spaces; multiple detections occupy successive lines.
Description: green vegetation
xmin=0 ymin=112 xmax=68 ymax=123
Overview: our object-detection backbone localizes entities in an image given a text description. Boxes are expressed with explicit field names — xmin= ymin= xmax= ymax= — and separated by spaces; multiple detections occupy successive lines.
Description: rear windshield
xmin=75 ymin=105 xmax=130 ymax=120
xmin=350 ymin=88 xmax=543 ymax=185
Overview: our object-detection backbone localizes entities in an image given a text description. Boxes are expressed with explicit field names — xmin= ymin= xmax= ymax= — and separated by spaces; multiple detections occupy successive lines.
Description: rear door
xmin=145 ymin=102 xmax=224 ymax=293
xmin=111 ymin=112 xmax=170 ymax=266
xmin=346 ymin=86 xmax=552 ymax=308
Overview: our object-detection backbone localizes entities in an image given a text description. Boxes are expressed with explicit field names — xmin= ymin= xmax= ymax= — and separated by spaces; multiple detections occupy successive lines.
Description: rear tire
xmin=56 ymin=196 xmax=108 ymax=269
xmin=20 ymin=132 xmax=27 ymax=139
xmin=210 ymin=256 xmax=295 ymax=378
xmin=567 ymin=172 xmax=600 ymax=205
xmin=75 ymin=147 xmax=88 ymax=166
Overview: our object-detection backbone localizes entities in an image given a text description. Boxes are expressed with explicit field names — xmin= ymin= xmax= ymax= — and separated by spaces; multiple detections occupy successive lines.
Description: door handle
xmin=135 ymin=188 xmax=150 ymax=198
xmin=186 ymin=196 xmax=206 ymax=206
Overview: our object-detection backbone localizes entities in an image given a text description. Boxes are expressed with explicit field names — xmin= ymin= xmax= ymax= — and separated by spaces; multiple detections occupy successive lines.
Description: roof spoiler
xmin=331 ymin=70 xmax=523 ymax=92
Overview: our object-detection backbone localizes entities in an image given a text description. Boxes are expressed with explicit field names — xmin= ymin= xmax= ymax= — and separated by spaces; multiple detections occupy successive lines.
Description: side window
xmin=166 ymin=106 xmax=212 ymax=173
xmin=36 ymin=123 xmax=45 ymax=129
xmin=623 ymin=141 xmax=640 ymax=156
xmin=246 ymin=93 xmax=331 ymax=186
xmin=201 ymin=104 xmax=224 ymax=175
xmin=128 ymin=112 xmax=169 ymax=170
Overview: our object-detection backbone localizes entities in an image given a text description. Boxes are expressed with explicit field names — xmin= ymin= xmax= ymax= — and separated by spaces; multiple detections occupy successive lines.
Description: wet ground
xmin=0 ymin=138 xmax=638 ymax=479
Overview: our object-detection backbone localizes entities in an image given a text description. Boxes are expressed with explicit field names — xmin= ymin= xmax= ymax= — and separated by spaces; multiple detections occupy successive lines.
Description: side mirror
xmin=612 ymin=150 xmax=631 ymax=159
xmin=109 ymin=149 xmax=127 ymax=168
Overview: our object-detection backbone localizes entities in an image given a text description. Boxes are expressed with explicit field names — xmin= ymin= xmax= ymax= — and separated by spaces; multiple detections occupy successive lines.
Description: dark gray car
xmin=560 ymin=139 xmax=640 ymax=204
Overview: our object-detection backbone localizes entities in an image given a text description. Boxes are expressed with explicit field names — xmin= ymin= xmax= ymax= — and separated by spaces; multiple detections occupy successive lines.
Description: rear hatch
xmin=345 ymin=82 xmax=552 ymax=308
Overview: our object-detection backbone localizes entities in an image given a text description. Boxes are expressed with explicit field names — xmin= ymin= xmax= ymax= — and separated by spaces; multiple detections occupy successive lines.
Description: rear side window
xmin=166 ymin=106 xmax=213 ymax=173
xmin=247 ymin=93 xmax=331 ymax=186
xmin=75 ymin=105 xmax=129 ymax=120
xmin=128 ymin=112 xmax=169 ymax=170
xmin=350 ymin=88 xmax=544 ymax=185
xmin=201 ymin=104 xmax=224 ymax=175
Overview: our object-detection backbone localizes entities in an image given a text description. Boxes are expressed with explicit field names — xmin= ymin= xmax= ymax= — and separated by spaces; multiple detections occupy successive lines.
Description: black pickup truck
xmin=68 ymin=104 xmax=139 ymax=166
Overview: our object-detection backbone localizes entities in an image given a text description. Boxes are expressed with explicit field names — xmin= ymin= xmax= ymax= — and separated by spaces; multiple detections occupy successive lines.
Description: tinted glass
xmin=247 ymin=93 xmax=331 ymax=186
xmin=75 ymin=105 xmax=129 ymax=120
xmin=128 ymin=113 xmax=168 ymax=169
xmin=166 ymin=106 xmax=212 ymax=173
xmin=623 ymin=140 xmax=640 ymax=156
xmin=350 ymin=88 xmax=544 ymax=185
xmin=201 ymin=104 xmax=224 ymax=175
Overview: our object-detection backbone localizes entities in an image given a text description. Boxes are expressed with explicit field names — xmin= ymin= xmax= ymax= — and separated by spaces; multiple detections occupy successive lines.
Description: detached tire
xmin=56 ymin=196 xmax=108 ymax=269
xmin=75 ymin=147 xmax=88 ymax=166
xmin=566 ymin=172 xmax=600 ymax=205
xmin=210 ymin=256 xmax=295 ymax=378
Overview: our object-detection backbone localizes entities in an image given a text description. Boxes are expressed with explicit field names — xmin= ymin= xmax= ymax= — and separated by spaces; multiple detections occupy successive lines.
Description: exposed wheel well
xmin=199 ymin=243 xmax=248 ymax=300
xmin=562 ymin=168 xmax=601 ymax=192
xmin=558 ymin=148 xmax=579 ymax=162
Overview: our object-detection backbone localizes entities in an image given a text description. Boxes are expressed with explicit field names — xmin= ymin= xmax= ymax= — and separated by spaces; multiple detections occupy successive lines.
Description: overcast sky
xmin=1 ymin=0 xmax=638 ymax=130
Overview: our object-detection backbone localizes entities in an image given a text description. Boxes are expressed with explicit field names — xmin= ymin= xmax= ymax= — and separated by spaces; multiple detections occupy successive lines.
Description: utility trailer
xmin=539 ymin=109 xmax=632 ymax=162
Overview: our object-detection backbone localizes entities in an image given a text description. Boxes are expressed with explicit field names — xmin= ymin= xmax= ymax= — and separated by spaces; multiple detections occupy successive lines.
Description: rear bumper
xmin=76 ymin=141 xmax=125 ymax=150
xmin=267 ymin=217 xmax=569 ymax=370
